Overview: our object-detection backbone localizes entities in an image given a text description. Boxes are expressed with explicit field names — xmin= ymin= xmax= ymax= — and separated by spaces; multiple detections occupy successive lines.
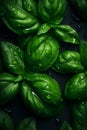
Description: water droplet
xmin=81 ymin=102 xmax=84 ymax=105
xmin=13 ymin=51 xmax=17 ymax=55
xmin=39 ymin=63 xmax=42 ymax=67
xmin=46 ymin=50 xmax=50 ymax=55
xmin=32 ymin=91 xmax=36 ymax=96
xmin=72 ymin=38 xmax=76 ymax=43
xmin=55 ymin=118 xmax=60 ymax=127
xmin=56 ymin=118 xmax=60 ymax=123
xmin=45 ymin=85 xmax=49 ymax=89
xmin=23 ymin=2 xmax=27 ymax=5
xmin=80 ymin=76 xmax=84 ymax=79
xmin=47 ymin=95 xmax=50 ymax=99
xmin=13 ymin=61 xmax=17 ymax=64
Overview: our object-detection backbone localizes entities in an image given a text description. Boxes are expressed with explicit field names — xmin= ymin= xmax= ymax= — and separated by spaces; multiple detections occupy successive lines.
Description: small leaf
xmin=54 ymin=25 xmax=80 ymax=44
xmin=79 ymin=40 xmax=87 ymax=68
xmin=18 ymin=117 xmax=36 ymax=130
xmin=37 ymin=23 xmax=51 ymax=35
xmin=60 ymin=121 xmax=72 ymax=130
xmin=51 ymin=17 xmax=64 ymax=27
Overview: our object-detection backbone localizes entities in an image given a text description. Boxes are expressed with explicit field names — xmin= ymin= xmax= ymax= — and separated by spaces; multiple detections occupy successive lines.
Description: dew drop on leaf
xmin=47 ymin=95 xmax=50 ymax=99
xmin=13 ymin=51 xmax=17 ymax=55
xmin=13 ymin=61 xmax=17 ymax=65
xmin=39 ymin=63 xmax=42 ymax=67
xmin=56 ymin=118 xmax=60 ymax=123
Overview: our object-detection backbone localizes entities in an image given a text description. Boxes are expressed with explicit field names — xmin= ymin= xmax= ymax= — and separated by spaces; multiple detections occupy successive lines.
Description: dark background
xmin=0 ymin=1 xmax=87 ymax=129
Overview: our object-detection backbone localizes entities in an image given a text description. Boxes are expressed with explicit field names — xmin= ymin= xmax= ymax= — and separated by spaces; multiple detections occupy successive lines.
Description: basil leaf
xmin=24 ymin=73 xmax=62 ymax=106
xmin=37 ymin=23 xmax=51 ymax=35
xmin=79 ymin=40 xmax=87 ymax=68
xmin=1 ymin=41 xmax=24 ymax=75
xmin=20 ymin=80 xmax=63 ymax=117
xmin=65 ymin=72 xmax=87 ymax=100
xmin=0 ymin=0 xmax=40 ymax=35
xmin=54 ymin=25 xmax=80 ymax=44
xmin=38 ymin=0 xmax=67 ymax=24
xmin=52 ymin=17 xmax=64 ymax=25
xmin=72 ymin=101 xmax=87 ymax=130
xmin=18 ymin=117 xmax=36 ymax=130
xmin=60 ymin=121 xmax=72 ymax=130
xmin=0 ymin=73 xmax=21 ymax=105
xmin=0 ymin=109 xmax=14 ymax=130
xmin=52 ymin=50 xmax=84 ymax=74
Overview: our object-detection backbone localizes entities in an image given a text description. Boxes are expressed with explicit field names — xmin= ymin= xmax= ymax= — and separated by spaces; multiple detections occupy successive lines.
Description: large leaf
xmin=54 ymin=25 xmax=80 ymax=44
xmin=25 ymin=34 xmax=59 ymax=72
xmin=0 ymin=0 xmax=40 ymax=34
xmin=24 ymin=73 xmax=62 ymax=106
xmin=21 ymin=73 xmax=63 ymax=117
xmin=71 ymin=101 xmax=87 ymax=130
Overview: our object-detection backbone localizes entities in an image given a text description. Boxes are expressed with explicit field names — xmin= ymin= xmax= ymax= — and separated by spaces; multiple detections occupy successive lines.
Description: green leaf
xmin=38 ymin=0 xmax=67 ymax=23
xmin=54 ymin=25 xmax=80 ymax=44
xmin=71 ymin=101 xmax=87 ymax=130
xmin=18 ymin=117 xmax=36 ymax=130
xmin=37 ymin=23 xmax=51 ymax=35
xmin=0 ymin=0 xmax=40 ymax=34
xmin=25 ymin=34 xmax=59 ymax=72
xmin=20 ymin=81 xmax=63 ymax=118
xmin=65 ymin=72 xmax=87 ymax=100
xmin=52 ymin=50 xmax=84 ymax=74
xmin=60 ymin=121 xmax=72 ymax=130
xmin=0 ymin=73 xmax=21 ymax=105
xmin=24 ymin=73 xmax=62 ymax=106
xmin=79 ymin=40 xmax=87 ymax=68
xmin=51 ymin=17 xmax=64 ymax=26
xmin=0 ymin=109 xmax=14 ymax=130
xmin=1 ymin=41 xmax=24 ymax=75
